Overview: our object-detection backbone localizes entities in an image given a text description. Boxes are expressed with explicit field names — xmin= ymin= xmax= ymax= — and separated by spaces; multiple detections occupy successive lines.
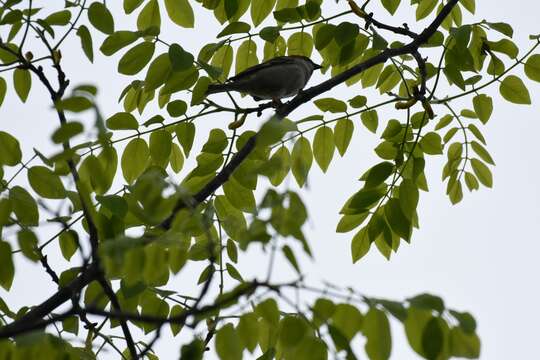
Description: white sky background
xmin=1 ymin=0 xmax=540 ymax=359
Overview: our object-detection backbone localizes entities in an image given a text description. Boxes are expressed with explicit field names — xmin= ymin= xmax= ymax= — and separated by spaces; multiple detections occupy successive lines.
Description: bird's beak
xmin=314 ymin=63 xmax=323 ymax=70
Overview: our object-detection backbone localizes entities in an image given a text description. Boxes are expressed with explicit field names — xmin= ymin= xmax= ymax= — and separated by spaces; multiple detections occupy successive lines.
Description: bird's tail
xmin=206 ymin=83 xmax=237 ymax=95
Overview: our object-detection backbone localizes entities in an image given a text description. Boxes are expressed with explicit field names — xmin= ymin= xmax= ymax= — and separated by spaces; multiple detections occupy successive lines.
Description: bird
xmin=206 ymin=55 xmax=322 ymax=105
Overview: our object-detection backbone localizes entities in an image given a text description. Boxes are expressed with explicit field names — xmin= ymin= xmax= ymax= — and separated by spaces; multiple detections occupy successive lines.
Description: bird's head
xmin=291 ymin=55 xmax=323 ymax=72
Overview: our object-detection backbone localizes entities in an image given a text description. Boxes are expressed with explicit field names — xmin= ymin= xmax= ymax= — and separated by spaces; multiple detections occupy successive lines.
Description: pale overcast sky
xmin=1 ymin=0 xmax=539 ymax=359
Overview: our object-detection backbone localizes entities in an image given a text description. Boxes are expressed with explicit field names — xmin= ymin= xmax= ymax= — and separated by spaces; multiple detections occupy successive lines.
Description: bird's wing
xmin=227 ymin=56 xmax=297 ymax=82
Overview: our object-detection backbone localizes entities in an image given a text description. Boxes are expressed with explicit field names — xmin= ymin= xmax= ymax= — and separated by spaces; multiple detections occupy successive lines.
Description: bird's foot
xmin=271 ymin=98 xmax=283 ymax=108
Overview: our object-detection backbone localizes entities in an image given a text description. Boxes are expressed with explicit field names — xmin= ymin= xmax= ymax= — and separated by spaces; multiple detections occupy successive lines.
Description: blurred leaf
xmin=9 ymin=186 xmax=39 ymax=226
xmin=216 ymin=323 xmax=242 ymax=360
xmin=363 ymin=308 xmax=392 ymax=360
xmin=28 ymin=166 xmax=66 ymax=199
xmin=291 ymin=137 xmax=313 ymax=187
xmin=0 ymin=241 xmax=14 ymax=290
xmin=251 ymin=0 xmax=277 ymax=27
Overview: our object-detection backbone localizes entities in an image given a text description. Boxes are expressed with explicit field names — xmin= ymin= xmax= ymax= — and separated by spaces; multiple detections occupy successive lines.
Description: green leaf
xmin=416 ymin=0 xmax=438 ymax=20
xmin=472 ymin=94 xmax=493 ymax=124
xmin=470 ymin=158 xmax=492 ymax=187
xmin=170 ymin=143 xmax=185 ymax=173
xmin=226 ymin=263 xmax=243 ymax=282
xmin=313 ymin=126 xmax=335 ymax=173
xmin=365 ymin=162 xmax=394 ymax=188
xmin=75 ymin=25 xmax=94 ymax=63
xmin=363 ymin=308 xmax=392 ymax=360
xmin=419 ymin=132 xmax=443 ymax=155
xmin=487 ymin=22 xmax=513 ymax=37
xmin=59 ymin=230 xmax=79 ymax=261
xmin=0 ymin=241 xmax=14 ymax=290
xmin=217 ymin=21 xmax=251 ymax=37
xmin=349 ymin=186 xmax=386 ymax=211
xmin=459 ymin=0 xmax=475 ymax=13
xmin=399 ymin=180 xmax=419 ymax=220
xmin=334 ymin=22 xmax=359 ymax=46
xmin=486 ymin=39 xmax=518 ymax=59
xmin=211 ymin=45 xmax=234 ymax=82
xmin=121 ymin=138 xmax=149 ymax=184
xmin=381 ymin=0 xmax=401 ymax=14
xmin=28 ymin=166 xmax=66 ymax=199
xmin=145 ymin=53 xmax=172 ymax=91
xmin=334 ymin=118 xmax=354 ymax=156
xmin=256 ymin=298 xmax=280 ymax=326
xmin=422 ymin=317 xmax=444 ymax=359
xmin=124 ymin=0 xmax=145 ymax=14
xmin=216 ymin=323 xmax=242 ymax=360
xmin=314 ymin=98 xmax=347 ymax=113
xmin=170 ymin=305 xmax=184 ymax=335
xmin=0 ymin=131 xmax=22 ymax=166
xmin=331 ymin=303 xmax=363 ymax=340
xmin=17 ymin=229 xmax=40 ymax=262
xmin=0 ymin=77 xmax=6 ymax=107
xmin=282 ymin=245 xmax=300 ymax=273
xmin=202 ymin=129 xmax=228 ymax=153
xmin=315 ymin=23 xmax=335 ymax=50
xmin=56 ymin=96 xmax=93 ymax=112
xmin=137 ymin=0 xmax=161 ymax=32
xmin=524 ymin=54 xmax=540 ymax=82
xmin=45 ymin=10 xmax=71 ymax=26
xmin=260 ymin=26 xmax=280 ymax=43
xmin=499 ymin=75 xmax=531 ymax=105
xmin=167 ymin=100 xmax=187 ymax=117
xmin=150 ymin=129 xmax=172 ymax=166
xmin=62 ymin=316 xmax=79 ymax=335
xmin=287 ymin=32 xmax=313 ymax=57
xmin=235 ymin=40 xmax=258 ymax=75
xmin=118 ymin=41 xmax=155 ymax=75
xmin=361 ymin=110 xmax=378 ymax=133
xmin=238 ymin=313 xmax=259 ymax=352
xmin=450 ymin=327 xmax=480 ymax=358
xmin=267 ymin=146 xmax=290 ymax=186
xmin=251 ymin=0 xmax=277 ymax=27
xmin=9 ymin=186 xmax=39 ymax=226
xmin=169 ymin=44 xmax=195 ymax=72
xmin=384 ymin=199 xmax=411 ymax=241
xmin=351 ymin=228 xmax=371 ymax=262
xmin=191 ymin=76 xmax=211 ymax=105
xmin=88 ymin=2 xmax=114 ymax=34
xmin=336 ymin=213 xmax=368 ymax=233
xmin=471 ymin=141 xmax=494 ymax=165
xmin=449 ymin=310 xmax=477 ymax=334
xmin=279 ymin=316 xmax=307 ymax=348
xmin=100 ymin=31 xmax=140 ymax=56
xmin=223 ymin=177 xmax=255 ymax=213
xmin=165 ymin=0 xmax=194 ymax=28
xmin=13 ymin=68 xmax=31 ymax=102
xmin=291 ymin=137 xmax=313 ymax=187
xmin=349 ymin=95 xmax=367 ymax=108
xmin=106 ymin=112 xmax=139 ymax=130
xmin=175 ymin=122 xmax=195 ymax=157
xmin=408 ymin=293 xmax=445 ymax=313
